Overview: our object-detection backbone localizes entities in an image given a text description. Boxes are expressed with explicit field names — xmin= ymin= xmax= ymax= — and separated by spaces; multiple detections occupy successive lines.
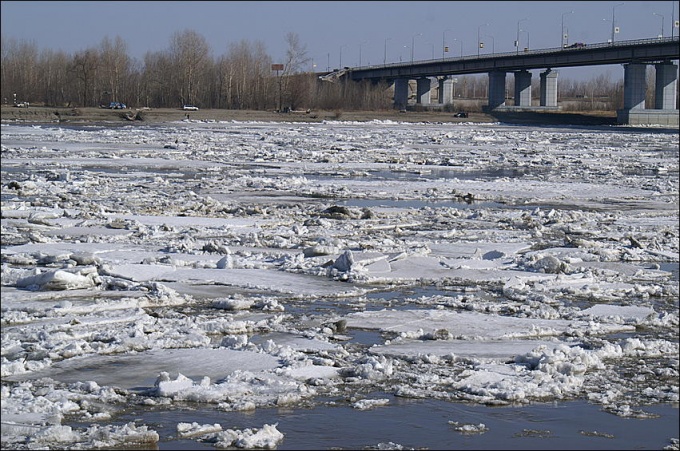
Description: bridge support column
xmin=617 ymin=62 xmax=678 ymax=126
xmin=416 ymin=78 xmax=431 ymax=105
xmin=487 ymin=71 xmax=506 ymax=110
xmin=623 ymin=63 xmax=647 ymax=110
xmin=539 ymin=69 xmax=558 ymax=107
xmin=654 ymin=62 xmax=678 ymax=110
xmin=394 ymin=78 xmax=409 ymax=110
xmin=513 ymin=70 xmax=532 ymax=107
xmin=439 ymin=77 xmax=453 ymax=105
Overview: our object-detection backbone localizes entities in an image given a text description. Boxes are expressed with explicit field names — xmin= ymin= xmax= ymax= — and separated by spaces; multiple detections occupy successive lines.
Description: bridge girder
xmin=343 ymin=38 xmax=679 ymax=83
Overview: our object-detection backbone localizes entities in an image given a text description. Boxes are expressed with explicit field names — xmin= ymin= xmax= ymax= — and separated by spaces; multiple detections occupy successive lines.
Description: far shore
xmin=1 ymin=105 xmax=618 ymax=126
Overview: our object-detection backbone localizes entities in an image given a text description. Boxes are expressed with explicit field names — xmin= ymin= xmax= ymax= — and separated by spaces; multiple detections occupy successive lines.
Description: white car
xmin=182 ymin=105 xmax=199 ymax=111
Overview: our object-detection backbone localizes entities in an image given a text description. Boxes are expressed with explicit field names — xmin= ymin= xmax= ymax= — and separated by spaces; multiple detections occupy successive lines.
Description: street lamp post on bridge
xmin=384 ymin=37 xmax=391 ymax=65
xmin=400 ymin=45 xmax=409 ymax=63
xmin=339 ymin=44 xmax=348 ymax=68
xmin=442 ymin=28 xmax=453 ymax=60
xmin=611 ymin=2 xmax=624 ymax=43
xmin=516 ymin=18 xmax=528 ymax=54
xmin=426 ymin=41 xmax=435 ymax=59
xmin=561 ymin=10 xmax=574 ymax=48
xmin=654 ymin=12 xmax=665 ymax=38
xmin=478 ymin=23 xmax=488 ymax=57
xmin=485 ymin=35 xmax=495 ymax=54
xmin=452 ymin=38 xmax=463 ymax=57
xmin=411 ymin=33 xmax=422 ymax=63
xmin=359 ymin=40 xmax=368 ymax=66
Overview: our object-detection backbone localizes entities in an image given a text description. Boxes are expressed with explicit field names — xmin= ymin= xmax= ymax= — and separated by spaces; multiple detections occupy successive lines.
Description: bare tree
xmin=126 ymin=58 xmax=145 ymax=107
xmin=38 ymin=49 xmax=70 ymax=106
xmin=1 ymin=37 xmax=39 ymax=104
xmin=141 ymin=51 xmax=173 ymax=107
xmin=169 ymin=30 xmax=210 ymax=107
xmin=99 ymin=36 xmax=131 ymax=105
xmin=219 ymin=40 xmax=273 ymax=110
xmin=250 ymin=40 xmax=274 ymax=109
xmin=69 ymin=49 xmax=99 ymax=106
xmin=281 ymin=32 xmax=311 ymax=110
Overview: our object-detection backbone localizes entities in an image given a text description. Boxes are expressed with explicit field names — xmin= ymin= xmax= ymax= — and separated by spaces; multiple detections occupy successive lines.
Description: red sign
xmin=271 ymin=64 xmax=284 ymax=71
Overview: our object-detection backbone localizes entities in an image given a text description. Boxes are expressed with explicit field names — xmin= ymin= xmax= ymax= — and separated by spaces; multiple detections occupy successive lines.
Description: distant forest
xmin=0 ymin=29 xmax=664 ymax=112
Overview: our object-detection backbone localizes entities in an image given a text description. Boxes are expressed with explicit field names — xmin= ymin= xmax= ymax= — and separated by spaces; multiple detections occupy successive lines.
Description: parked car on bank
xmin=182 ymin=105 xmax=199 ymax=111
xmin=454 ymin=111 xmax=469 ymax=118
xmin=102 ymin=102 xmax=126 ymax=109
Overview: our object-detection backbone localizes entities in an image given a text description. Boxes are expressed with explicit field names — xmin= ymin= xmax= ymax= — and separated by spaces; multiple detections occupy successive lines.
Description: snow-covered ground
xmin=1 ymin=119 xmax=678 ymax=450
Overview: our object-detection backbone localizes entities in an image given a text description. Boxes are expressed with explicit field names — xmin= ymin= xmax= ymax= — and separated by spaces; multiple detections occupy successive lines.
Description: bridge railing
xmin=348 ymin=36 xmax=679 ymax=72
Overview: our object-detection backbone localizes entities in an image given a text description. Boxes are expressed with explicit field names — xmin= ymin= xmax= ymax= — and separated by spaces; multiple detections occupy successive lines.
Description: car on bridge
xmin=564 ymin=42 xmax=586 ymax=49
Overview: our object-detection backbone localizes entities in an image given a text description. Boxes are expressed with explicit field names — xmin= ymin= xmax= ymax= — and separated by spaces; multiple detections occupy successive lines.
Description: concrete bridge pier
xmin=394 ymin=78 xmax=409 ymax=110
xmin=539 ymin=69 xmax=558 ymax=107
xmin=655 ymin=62 xmax=678 ymax=109
xmin=617 ymin=62 xmax=678 ymax=126
xmin=439 ymin=77 xmax=453 ymax=105
xmin=623 ymin=63 xmax=647 ymax=110
xmin=488 ymin=71 xmax=507 ymax=109
xmin=514 ymin=70 xmax=532 ymax=107
xmin=416 ymin=78 xmax=432 ymax=105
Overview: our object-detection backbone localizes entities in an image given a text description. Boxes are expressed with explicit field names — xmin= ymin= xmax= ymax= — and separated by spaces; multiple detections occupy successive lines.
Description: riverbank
xmin=1 ymin=105 xmax=618 ymax=126
xmin=0 ymin=105 xmax=488 ymax=124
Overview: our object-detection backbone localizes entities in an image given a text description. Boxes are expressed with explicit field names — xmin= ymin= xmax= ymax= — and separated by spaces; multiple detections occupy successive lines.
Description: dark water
xmin=107 ymin=397 xmax=678 ymax=450
xmin=341 ymin=198 xmax=505 ymax=209
xmin=659 ymin=262 xmax=679 ymax=282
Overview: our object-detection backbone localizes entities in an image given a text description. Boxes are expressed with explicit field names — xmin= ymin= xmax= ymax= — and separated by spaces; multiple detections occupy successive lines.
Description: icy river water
xmin=1 ymin=119 xmax=678 ymax=450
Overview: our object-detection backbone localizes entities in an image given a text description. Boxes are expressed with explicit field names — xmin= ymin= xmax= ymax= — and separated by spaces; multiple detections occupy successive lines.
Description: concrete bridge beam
xmin=539 ymin=69 xmax=558 ymax=107
xmin=514 ymin=70 xmax=532 ymax=107
xmin=655 ymin=62 xmax=678 ymax=110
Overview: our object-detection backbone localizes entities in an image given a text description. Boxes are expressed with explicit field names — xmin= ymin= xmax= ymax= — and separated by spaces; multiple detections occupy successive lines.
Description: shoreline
xmin=1 ymin=105 xmax=618 ymax=126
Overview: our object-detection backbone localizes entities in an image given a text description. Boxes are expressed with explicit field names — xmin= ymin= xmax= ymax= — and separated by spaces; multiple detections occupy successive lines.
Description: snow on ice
xmin=1 ymin=119 xmax=678 ymax=449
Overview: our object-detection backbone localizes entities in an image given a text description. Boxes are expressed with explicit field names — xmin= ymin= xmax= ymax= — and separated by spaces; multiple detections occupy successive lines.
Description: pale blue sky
xmin=2 ymin=1 xmax=678 ymax=80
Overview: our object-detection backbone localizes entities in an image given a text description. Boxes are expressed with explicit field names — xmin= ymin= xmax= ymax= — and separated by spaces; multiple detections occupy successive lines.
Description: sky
xmin=1 ymin=1 xmax=679 ymax=80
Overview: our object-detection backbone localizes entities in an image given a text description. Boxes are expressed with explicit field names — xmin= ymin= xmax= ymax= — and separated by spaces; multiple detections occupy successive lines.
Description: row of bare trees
xmin=1 ymin=29 xmax=653 ymax=111
xmin=1 ymin=30 xmax=393 ymax=111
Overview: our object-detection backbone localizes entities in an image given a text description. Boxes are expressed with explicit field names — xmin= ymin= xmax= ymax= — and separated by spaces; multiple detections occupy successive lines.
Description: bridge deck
xmin=338 ymin=37 xmax=679 ymax=81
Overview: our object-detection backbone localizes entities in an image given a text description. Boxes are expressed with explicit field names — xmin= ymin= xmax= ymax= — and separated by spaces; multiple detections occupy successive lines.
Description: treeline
xmin=2 ymin=30 xmax=392 ymax=111
xmin=0 ymin=29 xmax=650 ymax=111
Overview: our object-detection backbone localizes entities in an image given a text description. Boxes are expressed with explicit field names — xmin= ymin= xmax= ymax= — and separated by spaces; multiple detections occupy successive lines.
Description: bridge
xmin=326 ymin=37 xmax=680 ymax=126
